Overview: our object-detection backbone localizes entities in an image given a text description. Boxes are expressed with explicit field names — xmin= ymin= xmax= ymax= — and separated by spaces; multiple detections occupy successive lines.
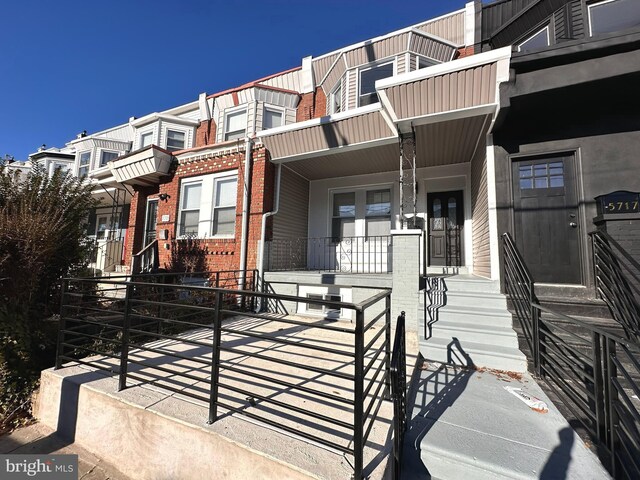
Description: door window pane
xmin=520 ymin=160 xmax=565 ymax=189
xmin=589 ymin=0 xmax=640 ymax=36
xmin=433 ymin=198 xmax=442 ymax=217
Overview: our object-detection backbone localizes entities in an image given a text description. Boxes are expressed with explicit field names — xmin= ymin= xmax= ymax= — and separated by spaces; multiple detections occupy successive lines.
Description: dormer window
xmin=588 ymin=0 xmax=640 ymax=36
xmin=517 ymin=26 xmax=550 ymax=52
xmin=224 ymin=109 xmax=247 ymax=141
xmin=140 ymin=132 xmax=153 ymax=148
xmin=78 ymin=151 xmax=91 ymax=178
xmin=263 ymin=108 xmax=283 ymax=130
xmin=330 ymin=84 xmax=342 ymax=114
xmin=100 ymin=150 xmax=119 ymax=167
xmin=166 ymin=130 xmax=185 ymax=152
xmin=359 ymin=62 xmax=394 ymax=107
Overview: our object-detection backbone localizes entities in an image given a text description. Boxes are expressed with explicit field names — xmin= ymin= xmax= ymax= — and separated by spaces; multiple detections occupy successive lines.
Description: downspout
xmin=238 ymin=136 xmax=252 ymax=292
xmin=257 ymin=163 xmax=282 ymax=310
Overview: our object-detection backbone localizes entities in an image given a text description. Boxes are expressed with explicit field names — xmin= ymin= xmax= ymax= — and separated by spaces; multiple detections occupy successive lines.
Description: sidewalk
xmin=0 ymin=422 xmax=129 ymax=480
xmin=402 ymin=360 xmax=611 ymax=479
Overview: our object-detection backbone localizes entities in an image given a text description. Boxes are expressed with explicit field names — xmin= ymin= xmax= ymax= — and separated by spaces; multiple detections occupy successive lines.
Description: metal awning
xmin=109 ymin=146 xmax=173 ymax=186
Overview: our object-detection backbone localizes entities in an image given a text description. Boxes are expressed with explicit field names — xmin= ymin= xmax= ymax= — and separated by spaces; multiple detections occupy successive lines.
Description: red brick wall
xmin=296 ymin=87 xmax=327 ymax=122
xmin=456 ymin=46 xmax=475 ymax=58
xmin=125 ymin=145 xmax=274 ymax=272
xmin=195 ymin=119 xmax=217 ymax=147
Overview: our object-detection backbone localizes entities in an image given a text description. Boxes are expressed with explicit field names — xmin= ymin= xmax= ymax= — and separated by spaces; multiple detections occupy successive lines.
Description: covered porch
xmin=258 ymin=48 xmax=511 ymax=280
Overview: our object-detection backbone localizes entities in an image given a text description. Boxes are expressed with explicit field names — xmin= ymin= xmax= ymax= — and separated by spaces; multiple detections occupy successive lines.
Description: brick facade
xmin=296 ymin=87 xmax=327 ymax=122
xmin=124 ymin=146 xmax=274 ymax=273
xmin=456 ymin=46 xmax=475 ymax=58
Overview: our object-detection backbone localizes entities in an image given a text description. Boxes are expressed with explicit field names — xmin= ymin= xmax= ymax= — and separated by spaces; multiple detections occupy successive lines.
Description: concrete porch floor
xmin=37 ymin=314 xmax=395 ymax=480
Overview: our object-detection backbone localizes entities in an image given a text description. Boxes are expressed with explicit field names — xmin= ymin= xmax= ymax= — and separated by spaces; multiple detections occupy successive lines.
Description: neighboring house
xmin=480 ymin=0 xmax=640 ymax=303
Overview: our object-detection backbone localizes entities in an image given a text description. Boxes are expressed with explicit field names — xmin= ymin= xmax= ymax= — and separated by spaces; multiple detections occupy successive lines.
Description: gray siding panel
xmin=344 ymin=33 xmax=409 ymax=67
xmin=272 ymin=167 xmax=309 ymax=240
xmin=415 ymin=11 xmax=466 ymax=46
xmin=409 ymin=34 xmax=457 ymax=62
xmin=481 ymin=0 xmax=538 ymax=41
xmin=313 ymin=54 xmax=340 ymax=85
xmin=471 ymin=146 xmax=491 ymax=278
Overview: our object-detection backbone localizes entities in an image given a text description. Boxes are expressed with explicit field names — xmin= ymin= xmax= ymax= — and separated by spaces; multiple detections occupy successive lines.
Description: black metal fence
xmin=55 ymin=272 xmax=393 ymax=480
xmin=590 ymin=230 xmax=640 ymax=341
xmin=390 ymin=311 xmax=407 ymax=480
xmin=266 ymin=236 xmax=393 ymax=273
xmin=503 ymin=233 xmax=640 ymax=479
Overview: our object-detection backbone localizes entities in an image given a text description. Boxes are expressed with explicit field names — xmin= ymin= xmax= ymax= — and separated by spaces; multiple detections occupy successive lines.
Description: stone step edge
xmin=422 ymin=337 xmax=527 ymax=360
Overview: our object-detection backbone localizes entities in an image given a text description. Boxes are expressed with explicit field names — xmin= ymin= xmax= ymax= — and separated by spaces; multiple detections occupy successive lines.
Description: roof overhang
xmin=108 ymin=146 xmax=174 ymax=186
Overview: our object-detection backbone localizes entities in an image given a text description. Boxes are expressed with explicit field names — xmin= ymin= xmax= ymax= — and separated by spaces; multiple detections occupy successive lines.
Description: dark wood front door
xmin=512 ymin=154 xmax=581 ymax=284
xmin=427 ymin=190 xmax=464 ymax=267
xmin=143 ymin=199 xmax=158 ymax=247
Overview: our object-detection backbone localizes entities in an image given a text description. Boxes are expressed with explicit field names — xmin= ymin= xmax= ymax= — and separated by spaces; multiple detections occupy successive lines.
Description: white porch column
xmin=391 ymin=229 xmax=422 ymax=335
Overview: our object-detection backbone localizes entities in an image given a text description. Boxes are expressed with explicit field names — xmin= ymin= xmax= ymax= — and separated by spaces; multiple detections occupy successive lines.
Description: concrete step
xmin=439 ymin=291 xmax=507 ymax=310
xmin=429 ymin=321 xmax=518 ymax=347
xmin=440 ymin=276 xmax=501 ymax=294
xmin=426 ymin=266 xmax=469 ymax=275
xmin=423 ymin=305 xmax=515 ymax=328
xmin=420 ymin=336 xmax=528 ymax=372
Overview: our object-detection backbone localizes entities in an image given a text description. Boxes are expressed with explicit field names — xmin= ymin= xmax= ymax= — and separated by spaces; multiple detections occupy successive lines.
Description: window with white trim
xmin=263 ymin=108 xmax=283 ymax=130
xmin=100 ymin=150 xmax=119 ymax=167
xmin=330 ymin=83 xmax=342 ymax=114
xmin=177 ymin=171 xmax=238 ymax=238
xmin=78 ymin=151 xmax=91 ymax=177
xmin=140 ymin=131 xmax=153 ymax=148
xmin=588 ymin=0 xmax=640 ymax=36
xmin=365 ymin=189 xmax=391 ymax=237
xmin=359 ymin=62 xmax=394 ymax=106
xmin=224 ymin=109 xmax=247 ymax=141
xmin=166 ymin=130 xmax=186 ymax=152
xmin=418 ymin=57 xmax=435 ymax=69
xmin=332 ymin=192 xmax=356 ymax=241
xmin=517 ymin=26 xmax=550 ymax=52
xmin=331 ymin=187 xmax=393 ymax=241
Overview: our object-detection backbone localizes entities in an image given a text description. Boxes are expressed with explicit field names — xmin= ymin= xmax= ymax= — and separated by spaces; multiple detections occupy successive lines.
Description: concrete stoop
xmin=35 ymin=365 xmax=392 ymax=480
xmin=401 ymin=364 xmax=611 ymax=480
xmin=420 ymin=275 xmax=528 ymax=373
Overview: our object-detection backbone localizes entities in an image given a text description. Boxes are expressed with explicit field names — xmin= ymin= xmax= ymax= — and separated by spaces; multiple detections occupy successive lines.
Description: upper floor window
xmin=100 ymin=150 xmax=119 ymax=167
xmin=78 ymin=151 xmax=91 ymax=178
xmin=330 ymin=84 xmax=342 ymax=114
xmin=517 ymin=26 xmax=550 ymax=52
xmin=588 ymin=0 xmax=640 ymax=36
xmin=418 ymin=57 xmax=435 ymax=69
xmin=140 ymin=132 xmax=153 ymax=149
xmin=263 ymin=108 xmax=283 ymax=130
xmin=224 ymin=109 xmax=247 ymax=141
xmin=359 ymin=62 xmax=394 ymax=107
xmin=166 ymin=130 xmax=185 ymax=152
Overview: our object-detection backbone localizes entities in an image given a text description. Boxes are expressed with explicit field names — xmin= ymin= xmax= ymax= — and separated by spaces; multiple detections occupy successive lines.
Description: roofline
xmin=206 ymin=67 xmax=302 ymax=99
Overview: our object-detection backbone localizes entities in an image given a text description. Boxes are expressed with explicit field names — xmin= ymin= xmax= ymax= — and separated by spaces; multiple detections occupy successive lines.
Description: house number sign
xmin=596 ymin=191 xmax=640 ymax=214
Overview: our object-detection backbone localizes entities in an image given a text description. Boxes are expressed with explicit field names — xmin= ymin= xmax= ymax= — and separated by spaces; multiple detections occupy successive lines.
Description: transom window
xmin=78 ymin=151 xmax=91 ymax=178
xmin=140 ymin=132 xmax=153 ymax=148
xmin=166 ymin=130 xmax=185 ymax=152
xmin=359 ymin=62 xmax=394 ymax=106
xmin=588 ymin=0 xmax=640 ymax=36
xmin=178 ymin=172 xmax=238 ymax=238
xmin=263 ymin=108 xmax=283 ymax=130
xmin=517 ymin=26 xmax=550 ymax=52
xmin=100 ymin=150 xmax=119 ymax=167
xmin=224 ymin=109 xmax=247 ymax=141
xmin=519 ymin=161 xmax=564 ymax=189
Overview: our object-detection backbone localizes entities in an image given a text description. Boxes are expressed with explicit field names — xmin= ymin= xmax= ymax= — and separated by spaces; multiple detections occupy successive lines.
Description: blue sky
xmin=0 ymin=0 xmax=465 ymax=160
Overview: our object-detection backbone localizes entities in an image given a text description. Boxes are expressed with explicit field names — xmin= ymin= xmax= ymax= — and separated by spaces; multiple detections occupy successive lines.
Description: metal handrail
xmin=131 ymin=239 xmax=159 ymax=274
xmin=502 ymin=232 xmax=640 ymax=479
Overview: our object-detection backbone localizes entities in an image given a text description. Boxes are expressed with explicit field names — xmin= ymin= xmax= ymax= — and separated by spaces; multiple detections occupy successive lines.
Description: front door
xmin=143 ymin=199 xmax=158 ymax=247
xmin=512 ymin=154 xmax=581 ymax=284
xmin=427 ymin=190 xmax=464 ymax=267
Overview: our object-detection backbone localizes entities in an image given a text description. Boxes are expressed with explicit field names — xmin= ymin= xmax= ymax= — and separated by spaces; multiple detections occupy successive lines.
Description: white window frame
xmin=417 ymin=56 xmax=437 ymax=69
xmin=328 ymin=183 xmax=395 ymax=239
xmin=262 ymin=106 xmax=285 ymax=130
xmin=77 ymin=150 xmax=91 ymax=177
xmin=329 ymin=81 xmax=343 ymax=114
xmin=211 ymin=175 xmax=238 ymax=237
xmin=99 ymin=150 xmax=119 ymax=168
xmin=587 ymin=0 xmax=638 ymax=36
xmin=139 ymin=131 xmax=154 ymax=149
xmin=357 ymin=59 xmax=396 ymax=107
xmin=297 ymin=285 xmax=352 ymax=320
xmin=176 ymin=170 xmax=239 ymax=239
xmin=165 ymin=127 xmax=188 ymax=152
xmin=223 ymin=106 xmax=248 ymax=141
xmin=516 ymin=25 xmax=551 ymax=52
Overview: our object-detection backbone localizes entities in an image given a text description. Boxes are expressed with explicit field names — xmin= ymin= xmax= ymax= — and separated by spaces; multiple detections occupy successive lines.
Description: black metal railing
xmin=131 ymin=239 xmax=159 ymax=274
xmin=590 ymin=230 xmax=640 ymax=341
xmin=422 ymin=276 xmax=445 ymax=340
xmin=55 ymin=273 xmax=392 ymax=480
xmin=390 ymin=311 xmax=407 ymax=480
xmin=266 ymin=236 xmax=393 ymax=274
xmin=503 ymin=232 xmax=640 ymax=479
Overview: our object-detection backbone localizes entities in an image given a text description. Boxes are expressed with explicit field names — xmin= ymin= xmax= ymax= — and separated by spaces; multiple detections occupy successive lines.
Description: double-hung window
xmin=365 ymin=189 xmax=391 ymax=237
xmin=166 ymin=130 xmax=185 ymax=152
xmin=331 ymin=192 xmax=356 ymax=241
xmin=179 ymin=182 xmax=202 ymax=236
xmin=177 ymin=171 xmax=238 ymax=238
xmin=140 ymin=132 xmax=153 ymax=149
xmin=359 ymin=62 xmax=394 ymax=106
xmin=263 ymin=108 xmax=283 ymax=130
xmin=588 ymin=0 xmax=640 ymax=36
xmin=224 ymin=109 xmax=247 ymax=141
xmin=78 ymin=151 xmax=91 ymax=178
xmin=100 ymin=150 xmax=118 ymax=167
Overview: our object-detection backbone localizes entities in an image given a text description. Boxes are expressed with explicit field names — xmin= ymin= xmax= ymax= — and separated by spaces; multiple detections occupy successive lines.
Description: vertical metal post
xmin=353 ymin=309 xmax=365 ymax=480
xmin=530 ymin=286 xmax=541 ymax=376
xmin=55 ymin=279 xmax=69 ymax=370
xmin=118 ymin=282 xmax=133 ymax=392
xmin=384 ymin=294 xmax=392 ymax=399
xmin=592 ymin=332 xmax=606 ymax=442
xmin=605 ymin=338 xmax=619 ymax=477
xmin=208 ymin=290 xmax=223 ymax=424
